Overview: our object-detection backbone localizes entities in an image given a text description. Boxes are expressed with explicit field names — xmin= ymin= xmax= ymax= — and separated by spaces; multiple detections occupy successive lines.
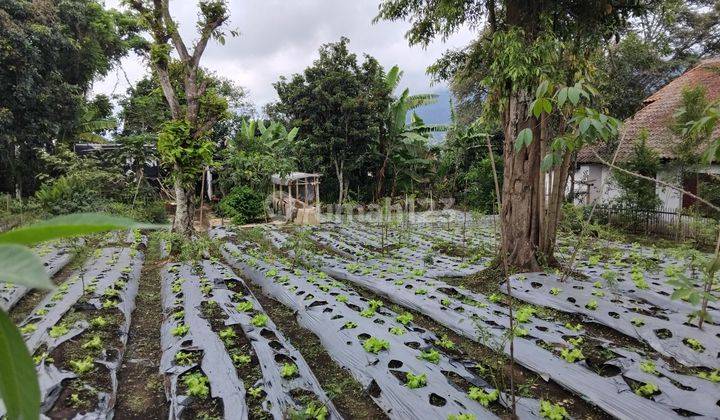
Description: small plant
xmin=360 ymin=308 xmax=375 ymax=318
xmin=418 ymin=349 xmax=440 ymax=364
xmin=219 ymin=327 xmax=236 ymax=344
xmin=697 ymin=370 xmax=720 ymax=382
xmin=172 ymin=310 xmax=185 ymax=320
xmin=33 ymin=352 xmax=53 ymax=365
xmin=232 ymin=353 xmax=252 ymax=366
xmin=488 ymin=293 xmax=503 ymax=303
xmin=414 ymin=288 xmax=428 ymax=295
xmin=236 ymin=301 xmax=254 ymax=312
xmin=389 ymin=326 xmax=405 ymax=335
xmin=49 ymin=324 xmax=69 ymax=338
xmin=363 ymin=337 xmax=390 ymax=354
xmin=343 ymin=321 xmax=358 ymax=329
xmin=634 ymin=381 xmax=659 ymax=398
xmin=406 ymin=372 xmax=427 ymax=389
xmin=640 ymin=360 xmax=659 ymax=375
xmin=336 ymin=295 xmax=348 ymax=303
xmin=515 ymin=306 xmax=535 ymax=323
xmin=511 ymin=326 xmax=528 ymax=337
xmin=585 ymin=299 xmax=598 ymax=310
xmin=684 ymin=338 xmax=705 ymax=352
xmin=103 ymin=299 xmax=118 ymax=309
xmin=631 ymin=268 xmax=650 ymax=289
xmin=467 ymin=387 xmax=499 ymax=407
xmin=540 ymin=400 xmax=569 ymax=419
xmin=560 ymin=347 xmax=584 ymax=363
xmin=435 ymin=335 xmax=455 ymax=349
xmin=564 ymin=323 xmax=582 ymax=332
xmin=69 ymin=356 xmax=95 ymax=375
xmin=90 ymin=316 xmax=108 ymax=328
xmin=175 ymin=351 xmax=195 ymax=366
xmin=280 ymin=363 xmax=299 ymax=379
xmin=299 ymin=402 xmax=328 ymax=420
xmin=447 ymin=414 xmax=476 ymax=420
xmin=549 ymin=287 xmax=561 ymax=296
xmin=20 ymin=324 xmax=37 ymax=335
xmin=183 ymin=372 xmax=210 ymax=399
xmin=568 ymin=337 xmax=583 ymax=347
xmin=396 ymin=312 xmax=413 ymax=325
xmin=251 ymin=313 xmax=269 ymax=327
xmin=82 ymin=335 xmax=102 ymax=351
xmin=247 ymin=387 xmax=263 ymax=398
xmin=171 ymin=323 xmax=189 ymax=337
xmin=631 ymin=317 xmax=645 ymax=327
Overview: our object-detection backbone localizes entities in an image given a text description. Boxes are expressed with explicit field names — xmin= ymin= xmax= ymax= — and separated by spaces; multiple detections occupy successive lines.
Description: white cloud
xmin=93 ymin=0 xmax=475 ymax=112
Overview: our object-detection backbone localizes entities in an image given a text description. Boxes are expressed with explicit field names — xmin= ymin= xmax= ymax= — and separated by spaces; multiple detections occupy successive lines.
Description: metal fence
xmin=590 ymin=204 xmax=719 ymax=247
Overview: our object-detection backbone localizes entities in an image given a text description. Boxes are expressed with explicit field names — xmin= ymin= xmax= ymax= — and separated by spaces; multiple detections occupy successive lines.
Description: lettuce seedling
xmin=248 ymin=387 xmax=263 ymax=398
xmin=540 ymin=400 xmax=569 ymax=419
xmin=634 ymin=382 xmax=659 ymax=398
xmin=280 ymin=363 xmax=299 ymax=378
xmin=171 ymin=323 xmax=189 ymax=337
xmin=175 ymin=351 xmax=195 ymax=366
xmin=549 ymin=288 xmax=561 ymax=296
xmin=467 ymin=387 xmax=499 ymax=407
xmin=236 ymin=301 xmax=253 ymax=312
xmin=560 ymin=348 xmax=584 ymax=363
xmin=447 ymin=414 xmax=476 ymax=420
xmin=219 ymin=327 xmax=236 ymax=343
xmin=564 ymin=323 xmax=582 ymax=332
xmin=418 ymin=349 xmax=440 ymax=364
xmin=640 ymin=360 xmax=658 ymax=375
xmin=406 ymin=372 xmax=427 ymax=389
xmin=343 ymin=321 xmax=358 ymax=330
xmin=183 ymin=372 xmax=209 ymax=399
xmin=631 ymin=317 xmax=645 ymax=327
xmin=20 ymin=324 xmax=37 ymax=335
xmin=363 ymin=337 xmax=390 ymax=354
xmin=232 ymin=353 xmax=252 ymax=366
xmin=585 ymin=300 xmax=598 ymax=310
xmin=435 ymin=335 xmax=455 ymax=349
xmin=684 ymin=338 xmax=705 ymax=352
xmin=389 ymin=326 xmax=405 ymax=335
xmin=336 ymin=295 xmax=348 ymax=303
xmin=515 ymin=306 xmax=535 ymax=323
xmin=251 ymin=314 xmax=269 ymax=327
xmin=49 ymin=324 xmax=69 ymax=338
xmin=90 ymin=316 xmax=107 ymax=328
xmin=82 ymin=335 xmax=102 ymax=351
xmin=301 ymin=402 xmax=328 ymax=420
xmin=69 ymin=356 xmax=95 ymax=375
xmin=698 ymin=370 xmax=720 ymax=382
xmin=396 ymin=313 xmax=413 ymax=325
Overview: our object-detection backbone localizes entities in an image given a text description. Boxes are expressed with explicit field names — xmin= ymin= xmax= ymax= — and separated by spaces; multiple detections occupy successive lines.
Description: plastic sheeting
xmin=1 ymin=246 xmax=144 ymax=419
xmin=159 ymin=260 xmax=339 ymax=420
xmin=219 ymin=237 xmax=527 ymax=420
xmin=0 ymin=240 xmax=77 ymax=311
xmin=504 ymin=272 xmax=720 ymax=369
xmin=257 ymin=226 xmax=683 ymax=420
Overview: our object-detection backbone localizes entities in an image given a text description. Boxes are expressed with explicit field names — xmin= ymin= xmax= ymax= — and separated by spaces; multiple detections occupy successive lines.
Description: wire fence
xmin=590 ymin=204 xmax=719 ymax=248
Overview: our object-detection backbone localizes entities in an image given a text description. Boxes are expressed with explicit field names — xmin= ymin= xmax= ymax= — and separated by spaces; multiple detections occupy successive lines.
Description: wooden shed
xmin=271 ymin=172 xmax=321 ymax=224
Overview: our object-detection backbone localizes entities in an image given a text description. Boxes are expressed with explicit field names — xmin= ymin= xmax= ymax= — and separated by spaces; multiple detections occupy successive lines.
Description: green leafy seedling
xmin=343 ymin=321 xmax=358 ymax=330
xmin=468 ymin=387 xmax=499 ymax=407
xmin=69 ymin=356 xmax=95 ymax=375
xmin=171 ymin=323 xmax=189 ymax=337
xmin=236 ymin=301 xmax=253 ymax=312
xmin=251 ymin=314 xmax=269 ymax=327
xmin=396 ymin=312 xmax=413 ymax=325
xmin=418 ymin=349 xmax=440 ymax=364
xmin=280 ymin=363 xmax=299 ymax=379
xmin=406 ymin=372 xmax=427 ymax=389
xmin=81 ymin=335 xmax=102 ymax=351
xmin=540 ymin=400 xmax=569 ymax=419
xmin=363 ymin=337 xmax=390 ymax=354
xmin=49 ymin=324 xmax=69 ymax=338
xmin=389 ymin=326 xmax=405 ymax=335
xmin=560 ymin=348 xmax=584 ymax=363
xmin=183 ymin=372 xmax=209 ymax=399
xmin=634 ymin=382 xmax=659 ymax=398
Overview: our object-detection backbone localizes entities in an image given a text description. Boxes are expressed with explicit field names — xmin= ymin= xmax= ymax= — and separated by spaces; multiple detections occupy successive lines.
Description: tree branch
xmin=159 ymin=0 xmax=191 ymax=63
xmin=191 ymin=16 xmax=227 ymax=69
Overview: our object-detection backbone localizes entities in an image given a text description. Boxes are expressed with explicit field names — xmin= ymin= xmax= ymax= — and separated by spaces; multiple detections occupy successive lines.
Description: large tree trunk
xmin=501 ymin=89 xmax=542 ymax=271
xmin=172 ymin=164 xmax=194 ymax=236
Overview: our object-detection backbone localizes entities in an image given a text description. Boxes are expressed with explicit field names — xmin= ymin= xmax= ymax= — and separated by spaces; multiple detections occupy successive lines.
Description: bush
xmin=218 ymin=186 xmax=266 ymax=225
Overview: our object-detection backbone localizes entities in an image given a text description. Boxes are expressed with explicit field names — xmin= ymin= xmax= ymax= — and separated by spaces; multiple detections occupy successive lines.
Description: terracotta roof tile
xmin=578 ymin=58 xmax=720 ymax=163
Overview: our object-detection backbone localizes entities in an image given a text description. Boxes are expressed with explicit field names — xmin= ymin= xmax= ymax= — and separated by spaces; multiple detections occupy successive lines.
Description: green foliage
xmin=183 ymin=372 xmax=210 ymax=399
xmin=280 ymin=363 xmax=299 ymax=379
xmin=418 ymin=349 xmax=440 ymax=364
xmin=539 ymin=400 xmax=569 ymax=420
xmin=158 ymin=119 xmax=215 ymax=184
xmin=612 ymin=131 xmax=661 ymax=210
xmin=218 ymin=186 xmax=266 ymax=225
xmin=640 ymin=360 xmax=659 ymax=375
xmin=69 ymin=357 xmax=95 ymax=375
xmin=560 ymin=347 xmax=585 ymax=363
xmin=251 ymin=314 xmax=269 ymax=327
xmin=362 ymin=337 xmax=390 ymax=354
xmin=634 ymin=382 xmax=660 ymax=398
xmin=467 ymin=387 xmax=499 ymax=407
xmin=171 ymin=324 xmax=189 ymax=337
xmin=405 ymin=372 xmax=427 ymax=389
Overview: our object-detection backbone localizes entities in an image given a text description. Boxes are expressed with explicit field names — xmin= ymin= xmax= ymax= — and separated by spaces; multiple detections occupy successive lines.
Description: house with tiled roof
xmin=574 ymin=58 xmax=720 ymax=210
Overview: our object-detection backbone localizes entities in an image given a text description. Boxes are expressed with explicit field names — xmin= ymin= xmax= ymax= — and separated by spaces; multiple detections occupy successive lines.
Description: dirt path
xmin=114 ymin=235 xmax=168 ymax=419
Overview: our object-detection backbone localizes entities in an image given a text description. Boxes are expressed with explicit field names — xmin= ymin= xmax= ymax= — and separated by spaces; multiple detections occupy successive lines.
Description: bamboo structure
xmin=271 ymin=172 xmax=322 ymax=224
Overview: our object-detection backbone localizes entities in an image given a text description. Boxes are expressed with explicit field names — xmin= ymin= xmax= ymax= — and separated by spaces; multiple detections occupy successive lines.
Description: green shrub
xmin=218 ymin=186 xmax=266 ymax=225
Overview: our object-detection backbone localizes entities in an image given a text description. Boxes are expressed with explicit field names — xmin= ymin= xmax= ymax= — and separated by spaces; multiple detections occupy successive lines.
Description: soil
xmin=114 ymin=235 xmax=168 ymax=420
xmin=225 ymin=265 xmax=389 ymax=420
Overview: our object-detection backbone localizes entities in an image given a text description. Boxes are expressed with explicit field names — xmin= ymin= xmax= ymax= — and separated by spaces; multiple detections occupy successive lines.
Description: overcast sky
xmin=92 ymin=0 xmax=475 ymax=115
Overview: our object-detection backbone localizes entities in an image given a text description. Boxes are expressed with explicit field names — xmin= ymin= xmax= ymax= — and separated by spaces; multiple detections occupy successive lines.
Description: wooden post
xmin=199 ymin=166 xmax=206 ymax=228
xmin=304 ymin=180 xmax=309 ymax=207
xmin=315 ymin=177 xmax=320 ymax=213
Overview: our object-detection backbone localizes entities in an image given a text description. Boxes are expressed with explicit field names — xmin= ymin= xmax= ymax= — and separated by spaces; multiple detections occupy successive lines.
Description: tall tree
xmin=0 ymin=0 xmax=140 ymax=196
xmin=125 ymin=0 xmax=233 ymax=235
xmin=269 ymin=38 xmax=391 ymax=204
xmin=376 ymin=0 xmax=646 ymax=270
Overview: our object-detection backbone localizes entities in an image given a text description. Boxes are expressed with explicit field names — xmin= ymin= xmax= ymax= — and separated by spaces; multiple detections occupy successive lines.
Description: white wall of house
xmin=571 ymin=163 xmax=720 ymax=210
